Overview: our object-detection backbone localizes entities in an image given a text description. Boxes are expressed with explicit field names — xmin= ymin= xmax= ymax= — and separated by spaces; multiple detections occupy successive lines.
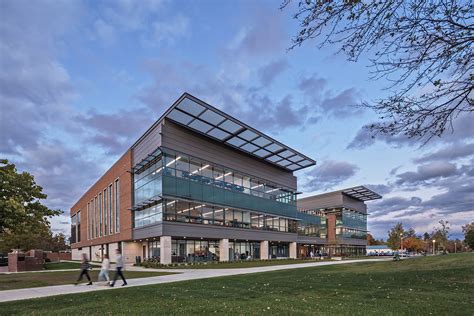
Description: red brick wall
xmin=71 ymin=149 xmax=133 ymax=249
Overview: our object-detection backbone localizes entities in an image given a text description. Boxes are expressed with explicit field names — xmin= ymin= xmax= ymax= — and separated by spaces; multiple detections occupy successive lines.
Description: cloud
xmin=298 ymin=75 xmax=327 ymax=95
xmin=413 ymin=142 xmax=474 ymax=164
xmin=76 ymin=108 xmax=155 ymax=154
xmin=298 ymin=74 xmax=362 ymax=118
xmin=346 ymin=126 xmax=414 ymax=150
xmin=94 ymin=19 xmax=117 ymax=45
xmin=150 ymin=15 xmax=189 ymax=45
xmin=365 ymin=184 xmax=392 ymax=195
xmin=225 ymin=6 xmax=287 ymax=58
xmin=369 ymin=196 xmax=423 ymax=216
xmin=17 ymin=141 xmax=102 ymax=213
xmin=304 ymin=160 xmax=359 ymax=191
xmin=99 ymin=0 xmax=163 ymax=32
xmin=138 ymin=59 xmax=313 ymax=134
xmin=395 ymin=161 xmax=458 ymax=186
xmin=258 ymin=59 xmax=289 ymax=86
xmin=347 ymin=114 xmax=474 ymax=150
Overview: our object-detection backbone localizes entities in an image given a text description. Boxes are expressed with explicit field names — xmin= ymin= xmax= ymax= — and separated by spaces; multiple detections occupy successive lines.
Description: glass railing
xmin=161 ymin=174 xmax=298 ymax=219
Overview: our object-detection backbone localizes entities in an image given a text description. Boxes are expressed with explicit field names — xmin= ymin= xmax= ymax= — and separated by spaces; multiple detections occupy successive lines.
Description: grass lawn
xmin=43 ymin=261 xmax=82 ymax=270
xmin=1 ymin=253 xmax=473 ymax=315
xmin=145 ymin=258 xmax=337 ymax=269
xmin=0 ymin=270 xmax=175 ymax=291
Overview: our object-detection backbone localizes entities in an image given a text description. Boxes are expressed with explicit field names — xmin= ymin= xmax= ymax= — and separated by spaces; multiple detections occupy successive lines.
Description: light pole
xmin=400 ymin=233 xmax=404 ymax=254
xmin=432 ymin=239 xmax=436 ymax=255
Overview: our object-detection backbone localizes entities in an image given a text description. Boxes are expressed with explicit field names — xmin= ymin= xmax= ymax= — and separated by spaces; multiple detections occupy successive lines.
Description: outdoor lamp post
xmin=432 ymin=239 xmax=436 ymax=255
xmin=400 ymin=233 xmax=404 ymax=253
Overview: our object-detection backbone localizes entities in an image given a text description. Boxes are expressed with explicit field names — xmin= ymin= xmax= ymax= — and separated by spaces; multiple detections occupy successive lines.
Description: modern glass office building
xmin=70 ymin=93 xmax=381 ymax=263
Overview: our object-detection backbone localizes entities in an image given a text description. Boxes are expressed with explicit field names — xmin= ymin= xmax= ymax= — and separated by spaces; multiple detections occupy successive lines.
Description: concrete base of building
xmin=289 ymin=242 xmax=297 ymax=259
xmin=219 ymin=239 xmax=229 ymax=262
xmin=160 ymin=236 xmax=172 ymax=264
xmin=260 ymin=241 xmax=269 ymax=260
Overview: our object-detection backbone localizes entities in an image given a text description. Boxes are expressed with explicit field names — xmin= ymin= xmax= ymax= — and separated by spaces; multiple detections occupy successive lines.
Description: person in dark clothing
xmin=110 ymin=249 xmax=127 ymax=287
xmin=75 ymin=253 xmax=92 ymax=285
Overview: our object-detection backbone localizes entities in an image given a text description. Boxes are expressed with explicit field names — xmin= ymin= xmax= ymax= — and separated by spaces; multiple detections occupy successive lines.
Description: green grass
xmin=0 ymin=270 xmax=174 ymax=291
xmin=143 ymin=258 xmax=336 ymax=269
xmin=1 ymin=254 xmax=473 ymax=315
xmin=43 ymin=261 xmax=82 ymax=270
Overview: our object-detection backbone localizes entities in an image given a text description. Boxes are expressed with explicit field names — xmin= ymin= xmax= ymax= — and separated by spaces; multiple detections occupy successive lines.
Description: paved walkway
xmin=0 ymin=258 xmax=390 ymax=303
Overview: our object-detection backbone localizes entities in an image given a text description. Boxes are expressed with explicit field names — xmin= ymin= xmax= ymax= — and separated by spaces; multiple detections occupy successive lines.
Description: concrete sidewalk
xmin=0 ymin=258 xmax=390 ymax=303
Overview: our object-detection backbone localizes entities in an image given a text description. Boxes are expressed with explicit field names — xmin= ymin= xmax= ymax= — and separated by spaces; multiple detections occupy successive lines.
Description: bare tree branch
xmin=282 ymin=0 xmax=474 ymax=143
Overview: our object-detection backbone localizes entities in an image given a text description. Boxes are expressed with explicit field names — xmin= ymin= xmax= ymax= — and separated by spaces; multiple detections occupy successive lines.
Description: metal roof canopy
xmin=161 ymin=93 xmax=316 ymax=172
xmin=132 ymin=148 xmax=162 ymax=174
xmin=342 ymin=186 xmax=382 ymax=201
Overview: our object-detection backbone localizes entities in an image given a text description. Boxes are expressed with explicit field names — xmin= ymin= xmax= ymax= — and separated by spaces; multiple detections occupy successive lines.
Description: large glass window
xmin=160 ymin=148 xmax=297 ymax=206
xmin=71 ymin=214 xmax=77 ymax=244
xmin=98 ymin=193 xmax=102 ymax=237
xmin=109 ymin=184 xmax=113 ymax=234
xmin=162 ymin=199 xmax=295 ymax=233
xmin=171 ymin=239 xmax=220 ymax=263
xmin=103 ymin=188 xmax=107 ymax=235
xmin=77 ymin=211 xmax=81 ymax=242
xmin=115 ymin=179 xmax=120 ymax=233
xmin=134 ymin=157 xmax=163 ymax=206
xmin=135 ymin=203 xmax=163 ymax=228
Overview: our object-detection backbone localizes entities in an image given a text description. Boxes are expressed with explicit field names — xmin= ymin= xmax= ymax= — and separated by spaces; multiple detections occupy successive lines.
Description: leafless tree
xmin=282 ymin=0 xmax=473 ymax=143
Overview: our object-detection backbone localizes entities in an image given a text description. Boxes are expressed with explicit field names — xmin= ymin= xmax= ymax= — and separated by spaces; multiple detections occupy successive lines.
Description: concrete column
xmin=219 ymin=238 xmax=229 ymax=262
xmin=260 ymin=241 xmax=269 ymax=260
xmin=160 ymin=236 xmax=172 ymax=265
xmin=289 ymin=242 xmax=297 ymax=259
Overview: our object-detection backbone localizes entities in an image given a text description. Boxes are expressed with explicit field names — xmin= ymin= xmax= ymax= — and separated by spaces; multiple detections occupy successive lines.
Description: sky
xmin=1 ymin=0 xmax=473 ymax=240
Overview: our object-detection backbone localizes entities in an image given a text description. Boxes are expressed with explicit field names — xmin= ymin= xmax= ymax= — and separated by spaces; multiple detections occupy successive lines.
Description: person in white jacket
xmin=98 ymin=254 xmax=110 ymax=285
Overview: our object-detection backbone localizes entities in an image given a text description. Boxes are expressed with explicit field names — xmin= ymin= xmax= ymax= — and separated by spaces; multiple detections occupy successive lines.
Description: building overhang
xmin=134 ymin=93 xmax=316 ymax=172
xmin=342 ymin=186 xmax=382 ymax=201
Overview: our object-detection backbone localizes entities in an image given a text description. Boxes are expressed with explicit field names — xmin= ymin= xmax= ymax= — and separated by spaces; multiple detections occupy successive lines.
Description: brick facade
xmin=70 ymin=149 xmax=133 ymax=249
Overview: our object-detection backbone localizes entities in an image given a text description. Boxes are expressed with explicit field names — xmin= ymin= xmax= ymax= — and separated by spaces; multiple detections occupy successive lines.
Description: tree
xmin=0 ymin=159 xmax=62 ymax=252
xmin=387 ymin=222 xmax=404 ymax=250
xmin=462 ymin=222 xmax=474 ymax=249
xmin=423 ymin=232 xmax=431 ymax=241
xmin=402 ymin=236 xmax=425 ymax=252
xmin=282 ymin=0 xmax=473 ymax=143
xmin=431 ymin=220 xmax=451 ymax=250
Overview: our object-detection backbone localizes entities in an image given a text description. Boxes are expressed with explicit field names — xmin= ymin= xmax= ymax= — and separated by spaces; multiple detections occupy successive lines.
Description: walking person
xmin=98 ymin=254 xmax=110 ymax=285
xmin=75 ymin=253 xmax=92 ymax=285
xmin=110 ymin=249 xmax=127 ymax=287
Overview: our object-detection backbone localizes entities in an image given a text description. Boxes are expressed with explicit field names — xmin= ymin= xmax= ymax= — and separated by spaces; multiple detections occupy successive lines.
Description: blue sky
xmin=1 ymin=0 xmax=473 ymax=239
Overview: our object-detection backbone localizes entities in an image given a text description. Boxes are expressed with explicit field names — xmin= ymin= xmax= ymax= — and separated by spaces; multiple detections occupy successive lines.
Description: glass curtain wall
xmin=163 ymin=198 xmax=297 ymax=232
xmin=162 ymin=149 xmax=296 ymax=205
xmin=134 ymin=157 xmax=163 ymax=206
xmin=269 ymin=242 xmax=289 ymax=258
xmin=229 ymin=241 xmax=260 ymax=260
xmin=171 ymin=239 xmax=220 ymax=263
xmin=335 ymin=208 xmax=367 ymax=239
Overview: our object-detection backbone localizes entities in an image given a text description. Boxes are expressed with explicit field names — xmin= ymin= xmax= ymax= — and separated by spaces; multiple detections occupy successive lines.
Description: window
xmin=135 ymin=203 xmax=163 ymax=228
xmin=77 ymin=211 xmax=81 ymax=242
xmin=87 ymin=202 xmax=90 ymax=240
xmin=94 ymin=196 xmax=98 ymax=238
xmin=109 ymin=184 xmax=113 ymax=234
xmin=99 ymin=193 xmax=102 ymax=237
xmin=103 ymin=188 xmax=107 ymax=235
xmin=71 ymin=214 xmax=77 ymax=244
xmin=115 ymin=179 xmax=120 ymax=232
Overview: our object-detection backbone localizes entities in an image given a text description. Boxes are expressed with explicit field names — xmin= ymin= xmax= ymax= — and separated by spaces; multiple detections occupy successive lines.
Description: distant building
xmin=298 ymin=186 xmax=382 ymax=256
xmin=366 ymin=245 xmax=393 ymax=256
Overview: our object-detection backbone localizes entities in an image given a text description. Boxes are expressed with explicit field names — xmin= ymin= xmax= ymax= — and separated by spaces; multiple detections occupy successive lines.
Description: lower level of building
xmin=72 ymin=236 xmax=367 ymax=264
